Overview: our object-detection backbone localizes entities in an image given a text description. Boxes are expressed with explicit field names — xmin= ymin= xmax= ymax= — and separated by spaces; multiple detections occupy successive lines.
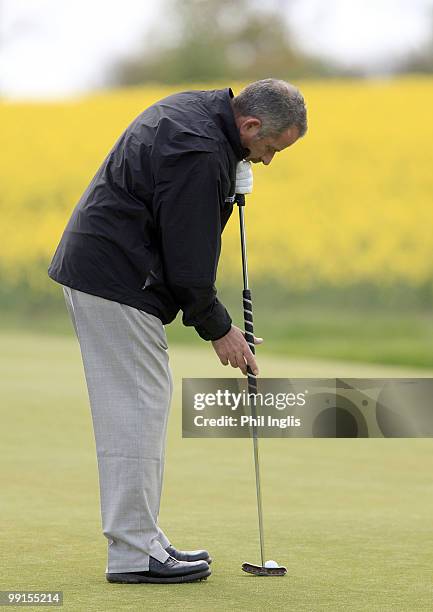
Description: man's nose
xmin=261 ymin=153 xmax=274 ymax=165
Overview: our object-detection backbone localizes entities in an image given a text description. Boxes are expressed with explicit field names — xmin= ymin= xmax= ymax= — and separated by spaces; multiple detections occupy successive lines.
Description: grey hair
xmin=232 ymin=78 xmax=307 ymax=138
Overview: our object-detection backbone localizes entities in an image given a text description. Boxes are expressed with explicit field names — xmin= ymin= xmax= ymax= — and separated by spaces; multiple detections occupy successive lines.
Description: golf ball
xmin=264 ymin=560 xmax=279 ymax=568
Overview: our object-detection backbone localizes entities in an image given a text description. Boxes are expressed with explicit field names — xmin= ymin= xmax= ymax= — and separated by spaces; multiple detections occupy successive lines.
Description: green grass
xmin=2 ymin=330 xmax=433 ymax=610
xmin=255 ymin=307 xmax=433 ymax=368
xmin=2 ymin=278 xmax=433 ymax=368
xmin=2 ymin=300 xmax=432 ymax=369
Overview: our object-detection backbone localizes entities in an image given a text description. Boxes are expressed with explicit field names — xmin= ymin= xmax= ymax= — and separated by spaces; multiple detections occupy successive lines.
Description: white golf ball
xmin=264 ymin=560 xmax=279 ymax=568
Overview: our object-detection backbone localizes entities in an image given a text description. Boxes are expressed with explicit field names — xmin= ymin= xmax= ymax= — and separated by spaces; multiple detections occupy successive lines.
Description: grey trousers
xmin=62 ymin=286 xmax=173 ymax=573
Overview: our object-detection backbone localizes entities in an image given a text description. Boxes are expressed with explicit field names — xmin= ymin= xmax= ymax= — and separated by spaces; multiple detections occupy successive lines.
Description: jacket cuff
xmin=194 ymin=305 xmax=232 ymax=341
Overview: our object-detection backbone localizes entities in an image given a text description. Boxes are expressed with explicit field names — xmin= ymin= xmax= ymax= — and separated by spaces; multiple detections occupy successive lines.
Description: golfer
xmin=48 ymin=78 xmax=307 ymax=584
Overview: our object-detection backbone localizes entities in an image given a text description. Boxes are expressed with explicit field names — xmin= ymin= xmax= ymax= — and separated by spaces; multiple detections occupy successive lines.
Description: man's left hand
xmin=235 ymin=160 xmax=253 ymax=194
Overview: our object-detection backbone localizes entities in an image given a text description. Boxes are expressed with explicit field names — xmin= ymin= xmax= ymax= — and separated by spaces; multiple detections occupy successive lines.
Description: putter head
xmin=242 ymin=562 xmax=287 ymax=576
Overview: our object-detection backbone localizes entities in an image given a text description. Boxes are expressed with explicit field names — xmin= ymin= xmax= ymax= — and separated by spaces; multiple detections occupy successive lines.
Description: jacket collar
xmin=209 ymin=87 xmax=250 ymax=161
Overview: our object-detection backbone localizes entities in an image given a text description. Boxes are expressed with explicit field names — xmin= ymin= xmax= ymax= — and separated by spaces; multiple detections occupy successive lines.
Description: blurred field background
xmin=1 ymin=77 xmax=433 ymax=366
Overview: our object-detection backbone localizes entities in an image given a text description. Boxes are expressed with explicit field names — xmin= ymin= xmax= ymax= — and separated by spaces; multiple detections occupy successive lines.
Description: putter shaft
xmin=237 ymin=194 xmax=265 ymax=568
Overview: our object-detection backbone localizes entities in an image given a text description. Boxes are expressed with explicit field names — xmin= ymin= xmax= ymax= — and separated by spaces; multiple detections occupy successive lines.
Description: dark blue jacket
xmin=48 ymin=87 xmax=249 ymax=340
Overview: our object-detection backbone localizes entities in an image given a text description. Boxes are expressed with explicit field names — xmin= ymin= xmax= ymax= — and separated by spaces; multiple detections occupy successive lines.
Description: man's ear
xmin=239 ymin=117 xmax=262 ymax=137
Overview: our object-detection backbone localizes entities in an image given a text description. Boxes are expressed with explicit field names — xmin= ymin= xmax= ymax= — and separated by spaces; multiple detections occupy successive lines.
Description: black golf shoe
xmin=106 ymin=555 xmax=211 ymax=584
xmin=165 ymin=544 xmax=212 ymax=564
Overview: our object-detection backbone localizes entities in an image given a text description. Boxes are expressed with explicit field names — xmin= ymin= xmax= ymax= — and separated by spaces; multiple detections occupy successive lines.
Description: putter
xmin=236 ymin=192 xmax=287 ymax=577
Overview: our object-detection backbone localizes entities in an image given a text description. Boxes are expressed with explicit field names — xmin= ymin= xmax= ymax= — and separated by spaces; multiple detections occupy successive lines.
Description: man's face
xmin=236 ymin=116 xmax=300 ymax=165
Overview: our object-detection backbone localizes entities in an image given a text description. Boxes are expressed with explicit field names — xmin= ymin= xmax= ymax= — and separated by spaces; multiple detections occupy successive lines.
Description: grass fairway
xmin=2 ymin=295 xmax=433 ymax=369
xmin=2 ymin=329 xmax=433 ymax=611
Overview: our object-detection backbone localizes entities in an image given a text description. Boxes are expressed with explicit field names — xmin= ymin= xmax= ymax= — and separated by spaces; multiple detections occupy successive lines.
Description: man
xmin=48 ymin=78 xmax=307 ymax=584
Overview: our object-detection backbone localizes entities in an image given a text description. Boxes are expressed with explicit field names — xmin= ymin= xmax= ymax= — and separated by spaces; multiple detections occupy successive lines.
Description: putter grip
xmin=243 ymin=289 xmax=255 ymax=354
xmin=243 ymin=289 xmax=258 ymax=393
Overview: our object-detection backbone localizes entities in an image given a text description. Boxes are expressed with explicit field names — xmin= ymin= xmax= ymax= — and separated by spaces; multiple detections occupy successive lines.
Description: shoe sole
xmin=106 ymin=568 xmax=211 ymax=584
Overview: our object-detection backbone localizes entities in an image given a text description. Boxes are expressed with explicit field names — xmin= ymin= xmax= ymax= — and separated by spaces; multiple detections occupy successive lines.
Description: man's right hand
xmin=211 ymin=325 xmax=263 ymax=376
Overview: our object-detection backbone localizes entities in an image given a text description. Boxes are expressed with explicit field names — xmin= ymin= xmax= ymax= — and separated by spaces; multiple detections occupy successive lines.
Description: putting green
xmin=2 ymin=330 xmax=433 ymax=611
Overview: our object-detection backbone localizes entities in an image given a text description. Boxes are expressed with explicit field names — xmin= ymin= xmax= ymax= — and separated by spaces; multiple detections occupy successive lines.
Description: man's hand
xmin=235 ymin=160 xmax=253 ymax=194
xmin=211 ymin=325 xmax=263 ymax=376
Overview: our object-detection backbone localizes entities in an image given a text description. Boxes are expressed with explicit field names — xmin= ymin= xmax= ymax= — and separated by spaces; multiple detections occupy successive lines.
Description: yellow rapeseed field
xmin=1 ymin=78 xmax=432 ymax=294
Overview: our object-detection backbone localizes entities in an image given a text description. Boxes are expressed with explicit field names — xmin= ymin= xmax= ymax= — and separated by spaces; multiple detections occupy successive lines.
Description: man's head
xmin=231 ymin=78 xmax=307 ymax=165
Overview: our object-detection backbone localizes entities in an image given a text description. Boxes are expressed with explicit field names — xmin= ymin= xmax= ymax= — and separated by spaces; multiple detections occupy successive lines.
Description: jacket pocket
xmin=142 ymin=268 xmax=159 ymax=290
xmin=141 ymin=255 xmax=165 ymax=290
